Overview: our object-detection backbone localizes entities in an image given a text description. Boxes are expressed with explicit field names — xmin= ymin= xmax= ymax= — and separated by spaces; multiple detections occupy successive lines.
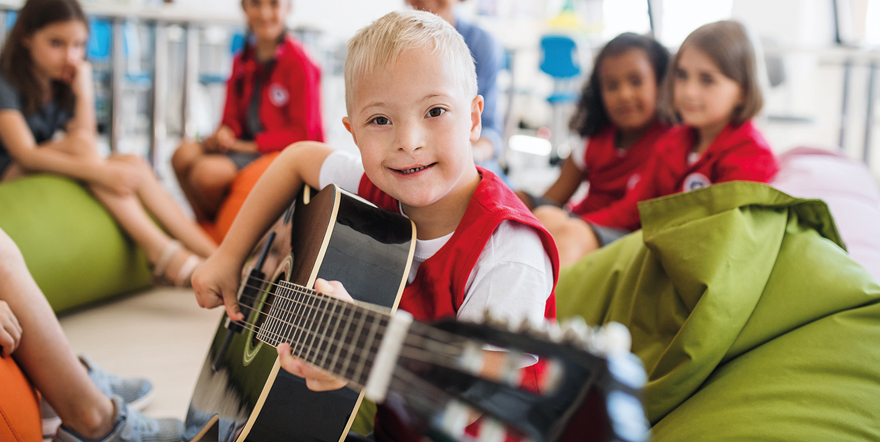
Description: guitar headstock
xmin=380 ymin=317 xmax=650 ymax=442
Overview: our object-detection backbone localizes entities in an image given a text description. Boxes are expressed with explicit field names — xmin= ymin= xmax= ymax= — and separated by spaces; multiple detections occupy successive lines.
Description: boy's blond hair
xmin=344 ymin=10 xmax=478 ymax=113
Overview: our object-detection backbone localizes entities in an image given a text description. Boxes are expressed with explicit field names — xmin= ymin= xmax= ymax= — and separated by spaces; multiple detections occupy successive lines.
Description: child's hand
xmin=96 ymin=161 xmax=141 ymax=196
xmin=203 ymin=126 xmax=235 ymax=153
xmin=192 ymin=251 xmax=244 ymax=321
xmin=65 ymin=60 xmax=94 ymax=98
xmin=0 ymin=301 xmax=22 ymax=358
xmin=277 ymin=278 xmax=352 ymax=391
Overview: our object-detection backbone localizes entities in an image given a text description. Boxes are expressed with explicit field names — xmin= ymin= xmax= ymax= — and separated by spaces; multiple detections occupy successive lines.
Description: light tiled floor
xmin=58 ymin=287 xmax=225 ymax=420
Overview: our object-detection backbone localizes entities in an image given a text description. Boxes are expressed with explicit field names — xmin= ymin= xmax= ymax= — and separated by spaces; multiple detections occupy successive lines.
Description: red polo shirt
xmin=584 ymin=121 xmax=779 ymax=231
xmin=221 ymin=35 xmax=324 ymax=153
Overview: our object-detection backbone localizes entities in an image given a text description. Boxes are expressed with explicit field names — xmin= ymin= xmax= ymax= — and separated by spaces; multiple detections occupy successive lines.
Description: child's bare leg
xmin=89 ymin=185 xmax=196 ymax=280
xmin=0 ymin=229 xmax=116 ymax=439
xmin=533 ymin=206 xmax=600 ymax=267
xmin=186 ymin=156 xmax=238 ymax=221
xmin=171 ymin=141 xmax=211 ymax=223
xmin=109 ymin=154 xmax=217 ymax=258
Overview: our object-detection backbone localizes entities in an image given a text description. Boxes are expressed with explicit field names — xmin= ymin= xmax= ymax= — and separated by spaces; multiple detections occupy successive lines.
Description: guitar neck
xmin=253 ymin=281 xmax=392 ymax=388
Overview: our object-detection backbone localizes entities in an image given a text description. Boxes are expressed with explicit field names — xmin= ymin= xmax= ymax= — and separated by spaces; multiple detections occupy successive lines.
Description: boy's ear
xmin=469 ymin=95 xmax=484 ymax=143
xmin=342 ymin=116 xmax=357 ymax=145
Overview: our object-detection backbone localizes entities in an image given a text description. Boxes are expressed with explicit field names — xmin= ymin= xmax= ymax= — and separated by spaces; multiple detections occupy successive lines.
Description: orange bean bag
xmin=0 ymin=356 xmax=41 ymax=442
xmin=202 ymin=151 xmax=281 ymax=243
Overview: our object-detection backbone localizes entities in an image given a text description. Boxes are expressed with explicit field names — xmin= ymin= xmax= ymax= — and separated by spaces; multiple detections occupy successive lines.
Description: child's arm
xmin=192 ymin=141 xmax=335 ymax=321
xmin=541 ymin=156 xmax=585 ymax=207
xmin=64 ymin=60 xmax=97 ymax=140
xmin=0 ymin=300 xmax=21 ymax=357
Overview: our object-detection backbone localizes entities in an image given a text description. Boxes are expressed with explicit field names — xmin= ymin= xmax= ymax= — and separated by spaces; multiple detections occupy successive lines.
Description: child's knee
xmin=171 ymin=141 xmax=203 ymax=172
xmin=190 ymin=159 xmax=236 ymax=190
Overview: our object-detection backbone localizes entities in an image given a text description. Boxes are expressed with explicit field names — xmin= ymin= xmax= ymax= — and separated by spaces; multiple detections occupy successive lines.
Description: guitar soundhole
xmin=251 ymin=272 xmax=283 ymax=348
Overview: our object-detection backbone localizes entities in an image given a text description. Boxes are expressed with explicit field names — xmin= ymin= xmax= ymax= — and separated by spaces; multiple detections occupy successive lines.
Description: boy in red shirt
xmin=192 ymin=10 xmax=558 ymax=440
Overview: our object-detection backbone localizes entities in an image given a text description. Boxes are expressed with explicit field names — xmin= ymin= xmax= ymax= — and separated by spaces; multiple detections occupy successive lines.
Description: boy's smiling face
xmin=344 ymin=46 xmax=482 ymax=212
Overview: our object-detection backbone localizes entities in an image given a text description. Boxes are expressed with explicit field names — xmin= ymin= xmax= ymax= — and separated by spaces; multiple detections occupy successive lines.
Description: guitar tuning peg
xmin=546 ymin=321 xmax=563 ymax=342
xmin=483 ymin=309 xmax=510 ymax=331
xmin=602 ymin=321 xmax=632 ymax=354
xmin=560 ymin=316 xmax=591 ymax=346
xmin=477 ymin=418 xmax=506 ymax=442
xmin=440 ymin=401 xmax=470 ymax=437
xmin=540 ymin=358 xmax=565 ymax=393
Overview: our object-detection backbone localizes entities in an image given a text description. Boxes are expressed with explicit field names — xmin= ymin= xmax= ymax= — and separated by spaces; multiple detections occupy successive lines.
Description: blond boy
xmin=193 ymin=10 xmax=559 ymax=439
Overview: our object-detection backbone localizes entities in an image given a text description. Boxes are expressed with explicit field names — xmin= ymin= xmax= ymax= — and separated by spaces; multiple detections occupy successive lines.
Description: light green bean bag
xmin=556 ymin=181 xmax=880 ymax=441
xmin=0 ymin=174 xmax=151 ymax=313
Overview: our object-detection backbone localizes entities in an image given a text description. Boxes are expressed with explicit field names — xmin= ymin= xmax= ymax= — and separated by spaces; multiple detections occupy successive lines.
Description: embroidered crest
xmin=268 ymin=83 xmax=289 ymax=106
xmin=626 ymin=173 xmax=641 ymax=191
xmin=682 ymin=172 xmax=711 ymax=191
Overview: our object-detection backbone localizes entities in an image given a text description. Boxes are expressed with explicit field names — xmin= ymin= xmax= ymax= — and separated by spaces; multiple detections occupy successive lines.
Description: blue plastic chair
xmin=539 ymin=35 xmax=581 ymax=104
xmin=539 ymin=34 xmax=582 ymax=162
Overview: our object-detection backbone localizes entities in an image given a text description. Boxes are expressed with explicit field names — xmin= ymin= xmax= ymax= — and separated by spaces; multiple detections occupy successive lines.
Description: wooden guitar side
xmin=185 ymin=185 xmax=416 ymax=442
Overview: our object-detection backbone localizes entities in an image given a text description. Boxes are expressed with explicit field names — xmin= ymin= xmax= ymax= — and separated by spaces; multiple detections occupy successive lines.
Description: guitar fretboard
xmin=255 ymin=281 xmax=390 ymax=388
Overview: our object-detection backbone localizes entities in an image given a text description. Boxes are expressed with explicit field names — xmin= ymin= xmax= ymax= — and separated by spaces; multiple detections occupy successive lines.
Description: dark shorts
xmin=584 ymin=220 xmax=631 ymax=247
xmin=0 ymin=155 xmax=10 ymax=178
xmin=224 ymin=151 xmax=261 ymax=170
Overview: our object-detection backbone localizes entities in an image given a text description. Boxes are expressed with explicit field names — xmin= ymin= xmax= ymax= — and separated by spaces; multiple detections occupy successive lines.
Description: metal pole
xmin=182 ymin=23 xmax=200 ymax=141
xmin=151 ymin=21 xmax=168 ymax=171
xmin=839 ymin=60 xmax=851 ymax=150
xmin=864 ymin=62 xmax=876 ymax=166
xmin=110 ymin=18 xmax=125 ymax=153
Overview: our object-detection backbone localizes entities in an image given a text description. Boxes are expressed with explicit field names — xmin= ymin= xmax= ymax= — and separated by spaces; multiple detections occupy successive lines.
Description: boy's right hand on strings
xmin=192 ymin=252 xmax=245 ymax=322
xmin=0 ymin=301 xmax=22 ymax=358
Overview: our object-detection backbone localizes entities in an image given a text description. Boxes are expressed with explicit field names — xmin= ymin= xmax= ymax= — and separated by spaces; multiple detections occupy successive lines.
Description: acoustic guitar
xmin=184 ymin=184 xmax=649 ymax=442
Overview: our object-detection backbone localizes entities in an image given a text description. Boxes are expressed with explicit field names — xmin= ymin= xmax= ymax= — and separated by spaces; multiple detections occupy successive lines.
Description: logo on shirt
xmin=268 ymin=83 xmax=289 ymax=107
xmin=682 ymin=172 xmax=712 ymax=192
xmin=626 ymin=173 xmax=641 ymax=191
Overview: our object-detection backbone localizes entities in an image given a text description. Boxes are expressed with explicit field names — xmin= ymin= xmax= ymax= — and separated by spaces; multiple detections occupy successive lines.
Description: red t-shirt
xmin=584 ymin=121 xmax=779 ymax=231
xmin=221 ymin=35 xmax=324 ymax=153
xmin=570 ymin=122 xmax=668 ymax=215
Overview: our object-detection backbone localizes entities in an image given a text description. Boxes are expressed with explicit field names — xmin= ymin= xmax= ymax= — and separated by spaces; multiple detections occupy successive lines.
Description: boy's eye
xmin=675 ymin=69 xmax=688 ymax=80
xmin=427 ymin=107 xmax=446 ymax=118
xmin=603 ymin=81 xmax=619 ymax=92
xmin=630 ymin=77 xmax=643 ymax=87
xmin=700 ymin=74 xmax=714 ymax=85
xmin=371 ymin=116 xmax=390 ymax=125
xmin=50 ymin=39 xmax=64 ymax=47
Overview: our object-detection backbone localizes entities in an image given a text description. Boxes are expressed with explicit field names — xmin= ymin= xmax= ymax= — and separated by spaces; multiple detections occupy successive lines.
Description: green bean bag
xmin=0 ymin=174 xmax=151 ymax=313
xmin=556 ymin=181 xmax=880 ymax=441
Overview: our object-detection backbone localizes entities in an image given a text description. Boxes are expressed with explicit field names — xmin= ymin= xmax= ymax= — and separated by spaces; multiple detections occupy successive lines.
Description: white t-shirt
xmin=319 ymin=150 xmax=554 ymax=331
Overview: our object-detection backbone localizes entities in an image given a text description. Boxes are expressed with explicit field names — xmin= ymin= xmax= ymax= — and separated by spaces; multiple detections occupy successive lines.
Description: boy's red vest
xmin=357 ymin=167 xmax=558 ymax=322
xmin=358 ymin=167 xmax=560 ymax=442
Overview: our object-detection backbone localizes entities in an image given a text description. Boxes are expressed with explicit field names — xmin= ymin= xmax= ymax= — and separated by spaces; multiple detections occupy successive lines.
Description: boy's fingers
xmin=224 ymin=291 xmax=244 ymax=322
xmin=315 ymin=279 xmax=353 ymax=302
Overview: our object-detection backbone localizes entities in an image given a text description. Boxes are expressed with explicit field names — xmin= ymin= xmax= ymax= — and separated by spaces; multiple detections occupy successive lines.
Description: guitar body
xmin=185 ymin=185 xmax=416 ymax=442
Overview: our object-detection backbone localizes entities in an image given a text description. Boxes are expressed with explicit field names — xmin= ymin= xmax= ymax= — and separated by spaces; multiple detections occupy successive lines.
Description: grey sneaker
xmin=43 ymin=355 xmax=155 ymax=438
xmin=79 ymin=355 xmax=155 ymax=411
xmin=52 ymin=396 xmax=183 ymax=442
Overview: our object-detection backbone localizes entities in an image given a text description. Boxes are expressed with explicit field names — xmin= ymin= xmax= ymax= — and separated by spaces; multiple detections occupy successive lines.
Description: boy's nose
xmin=395 ymin=121 xmax=425 ymax=153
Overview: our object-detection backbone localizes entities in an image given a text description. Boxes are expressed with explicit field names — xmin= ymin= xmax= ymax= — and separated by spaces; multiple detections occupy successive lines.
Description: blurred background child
xmin=520 ymin=32 xmax=670 ymax=246
xmin=0 ymin=0 xmax=216 ymax=286
xmin=540 ymin=20 xmax=778 ymax=267
xmin=171 ymin=0 xmax=324 ymax=223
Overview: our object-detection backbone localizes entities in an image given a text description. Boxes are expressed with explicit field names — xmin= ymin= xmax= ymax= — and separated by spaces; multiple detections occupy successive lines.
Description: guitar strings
xmin=235 ymin=279 xmax=471 ymax=354
xmin=226 ymin=291 xmax=468 ymax=377
xmin=232 ymin=294 xmax=466 ymax=368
